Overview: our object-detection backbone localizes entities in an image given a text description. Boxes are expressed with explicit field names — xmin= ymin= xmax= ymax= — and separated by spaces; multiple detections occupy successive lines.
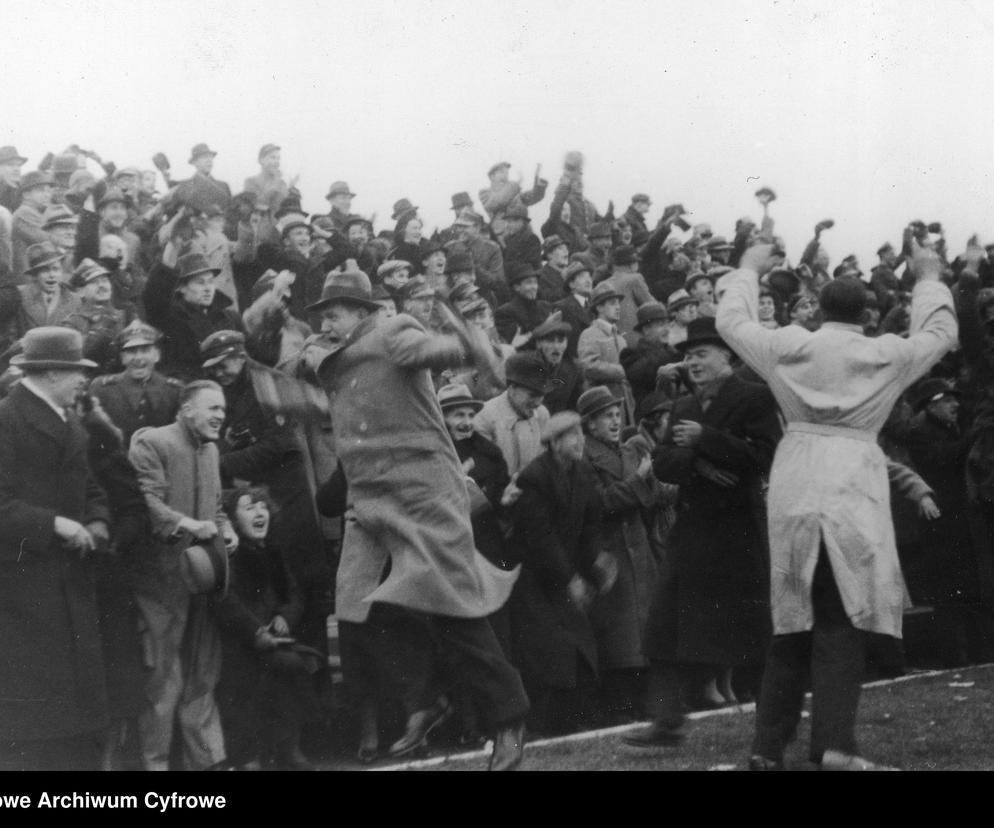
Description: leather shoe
xmin=748 ymin=754 xmax=784 ymax=771
xmin=622 ymin=721 xmax=684 ymax=748
xmin=488 ymin=720 xmax=525 ymax=771
xmin=387 ymin=697 xmax=453 ymax=758
xmin=820 ymin=749 xmax=898 ymax=771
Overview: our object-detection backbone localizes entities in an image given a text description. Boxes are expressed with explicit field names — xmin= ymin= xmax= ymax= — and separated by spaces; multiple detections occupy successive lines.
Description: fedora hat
xmin=504 ymin=204 xmax=530 ymax=222
xmin=454 ymin=209 xmax=483 ymax=227
xmin=42 ymin=204 xmax=79 ymax=229
xmin=507 ymin=262 xmax=541 ymax=286
xmin=20 ymin=170 xmax=54 ymax=192
xmin=636 ymin=390 xmax=674 ymax=422
xmin=589 ymin=279 xmax=623 ymax=309
xmin=613 ymin=245 xmax=640 ymax=266
xmin=541 ymin=410 xmax=582 ymax=444
xmin=437 ymin=382 xmax=483 ymax=412
xmin=0 ymin=146 xmax=27 ymax=166
xmin=685 ymin=271 xmax=715 ymax=290
xmin=325 ymin=180 xmax=356 ymax=200
xmin=11 ymin=326 xmax=97 ymax=370
xmin=634 ymin=302 xmax=668 ymax=331
xmin=188 ymin=143 xmax=218 ymax=164
xmin=307 ymin=263 xmax=378 ymax=312
xmin=450 ymin=191 xmax=473 ymax=211
xmin=175 ymin=251 xmax=221 ymax=283
xmin=71 ymin=258 xmax=111 ymax=289
xmin=542 ymin=235 xmax=568 ymax=257
xmin=52 ymin=154 xmax=80 ymax=181
xmin=666 ymin=289 xmax=698 ymax=314
xmin=577 ymin=386 xmax=623 ymax=421
xmin=504 ymin=352 xmax=552 ymax=395
xmin=24 ymin=241 xmax=65 ymax=274
xmin=564 ymin=260 xmax=592 ymax=285
xmin=391 ymin=198 xmax=418 ymax=221
xmin=178 ymin=534 xmax=229 ymax=597
xmin=200 ymin=330 xmax=247 ymax=368
xmin=676 ymin=316 xmax=730 ymax=353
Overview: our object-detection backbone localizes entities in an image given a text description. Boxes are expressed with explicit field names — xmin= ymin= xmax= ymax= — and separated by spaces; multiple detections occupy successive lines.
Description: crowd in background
xmin=0 ymin=140 xmax=992 ymax=770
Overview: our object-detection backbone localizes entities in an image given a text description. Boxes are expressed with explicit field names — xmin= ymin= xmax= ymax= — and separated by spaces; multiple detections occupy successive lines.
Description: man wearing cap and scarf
xmin=716 ymin=242 xmax=958 ymax=771
xmin=143 ymin=250 xmax=243 ymax=380
xmin=0 ymin=327 xmax=111 ymax=770
xmin=0 ymin=241 xmax=84 ymax=342
xmin=12 ymin=171 xmax=55 ymax=279
xmin=623 ymin=194 xmax=652 ymax=248
xmin=625 ymin=315 xmax=780 ymax=749
xmin=577 ymin=279 xmax=637 ymax=427
xmin=302 ymin=267 xmax=529 ymax=770
xmin=495 ymin=262 xmax=554 ymax=345
xmin=129 ymin=379 xmax=240 ymax=770
xmin=446 ymin=210 xmax=507 ymax=304
xmin=89 ymin=320 xmax=183 ymax=445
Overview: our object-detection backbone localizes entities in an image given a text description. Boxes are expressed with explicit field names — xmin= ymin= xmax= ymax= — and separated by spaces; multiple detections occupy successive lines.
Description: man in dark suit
xmin=495 ymin=263 xmax=553 ymax=345
xmin=89 ymin=320 xmax=182 ymax=445
xmin=625 ymin=316 xmax=780 ymax=748
xmin=554 ymin=261 xmax=593 ymax=358
xmin=0 ymin=327 xmax=110 ymax=770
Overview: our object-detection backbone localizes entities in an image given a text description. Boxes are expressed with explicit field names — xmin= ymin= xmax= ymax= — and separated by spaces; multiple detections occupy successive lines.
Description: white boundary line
xmin=367 ymin=664 xmax=985 ymax=771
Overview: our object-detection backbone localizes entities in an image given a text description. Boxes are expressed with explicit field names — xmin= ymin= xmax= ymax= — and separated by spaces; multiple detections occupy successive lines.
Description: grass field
xmin=356 ymin=664 xmax=994 ymax=771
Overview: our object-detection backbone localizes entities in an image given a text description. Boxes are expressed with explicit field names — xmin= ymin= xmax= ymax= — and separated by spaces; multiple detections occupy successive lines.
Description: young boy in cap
xmin=0 ymin=241 xmax=84 ymax=339
xmin=555 ymin=261 xmax=594 ymax=358
xmin=528 ymin=312 xmax=582 ymax=414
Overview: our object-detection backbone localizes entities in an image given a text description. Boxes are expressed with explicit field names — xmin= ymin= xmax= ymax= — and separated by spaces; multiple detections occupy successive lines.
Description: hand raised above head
xmin=907 ymin=238 xmax=943 ymax=283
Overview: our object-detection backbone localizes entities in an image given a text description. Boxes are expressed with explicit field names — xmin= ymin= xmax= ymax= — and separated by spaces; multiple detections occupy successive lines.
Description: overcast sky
xmin=5 ymin=0 xmax=994 ymax=266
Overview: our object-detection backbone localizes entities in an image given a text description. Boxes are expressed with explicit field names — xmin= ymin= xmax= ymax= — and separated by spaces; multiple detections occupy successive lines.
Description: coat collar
xmin=7 ymin=382 xmax=73 ymax=445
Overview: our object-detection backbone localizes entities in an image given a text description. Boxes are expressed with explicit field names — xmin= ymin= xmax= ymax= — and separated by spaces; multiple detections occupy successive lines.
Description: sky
xmin=5 ymin=0 xmax=994 ymax=267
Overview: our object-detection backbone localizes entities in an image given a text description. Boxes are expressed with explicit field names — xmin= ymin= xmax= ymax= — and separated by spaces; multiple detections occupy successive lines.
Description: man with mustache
xmin=129 ymin=380 xmax=240 ymax=770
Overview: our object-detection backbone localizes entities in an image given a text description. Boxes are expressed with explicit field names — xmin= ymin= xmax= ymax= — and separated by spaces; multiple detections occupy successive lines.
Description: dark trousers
xmin=341 ymin=604 xmax=529 ymax=730
xmin=643 ymin=662 xmax=718 ymax=729
xmin=752 ymin=548 xmax=865 ymax=763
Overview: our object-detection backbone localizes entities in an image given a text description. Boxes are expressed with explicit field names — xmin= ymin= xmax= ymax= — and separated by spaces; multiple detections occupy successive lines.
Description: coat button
xmin=358 ymin=422 xmax=368 ymax=433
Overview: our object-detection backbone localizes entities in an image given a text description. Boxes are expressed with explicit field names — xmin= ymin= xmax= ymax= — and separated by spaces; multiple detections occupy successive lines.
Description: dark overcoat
xmin=0 ymin=384 xmax=110 ymax=740
xmin=494 ymin=295 xmax=553 ymax=344
xmin=554 ymin=294 xmax=593 ymax=358
xmin=89 ymin=370 xmax=183 ymax=446
xmin=646 ymin=374 xmax=779 ymax=666
xmin=507 ymin=451 xmax=602 ymax=689
xmin=584 ymin=436 xmax=663 ymax=670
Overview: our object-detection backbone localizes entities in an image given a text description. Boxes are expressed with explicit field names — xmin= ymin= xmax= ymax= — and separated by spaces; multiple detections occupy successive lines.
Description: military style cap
xmin=118 ymin=320 xmax=163 ymax=350
xmin=71 ymin=258 xmax=111 ymax=288
xmin=201 ymin=330 xmax=247 ymax=368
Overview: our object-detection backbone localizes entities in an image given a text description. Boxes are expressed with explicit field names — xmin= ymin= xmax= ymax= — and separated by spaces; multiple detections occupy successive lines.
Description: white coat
xmin=716 ymin=271 xmax=957 ymax=637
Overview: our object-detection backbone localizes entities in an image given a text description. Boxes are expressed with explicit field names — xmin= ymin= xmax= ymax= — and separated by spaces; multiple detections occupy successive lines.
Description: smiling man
xmin=129 ymin=379 xmax=239 ymax=771
xmin=0 ymin=241 xmax=84 ymax=339
xmin=89 ymin=320 xmax=182 ymax=445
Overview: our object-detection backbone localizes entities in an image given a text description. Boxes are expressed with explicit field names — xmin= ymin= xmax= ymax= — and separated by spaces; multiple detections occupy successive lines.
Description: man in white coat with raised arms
xmin=716 ymin=239 xmax=960 ymax=771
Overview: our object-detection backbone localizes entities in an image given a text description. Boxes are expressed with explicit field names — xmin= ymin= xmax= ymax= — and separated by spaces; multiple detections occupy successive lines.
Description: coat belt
xmin=785 ymin=421 xmax=876 ymax=444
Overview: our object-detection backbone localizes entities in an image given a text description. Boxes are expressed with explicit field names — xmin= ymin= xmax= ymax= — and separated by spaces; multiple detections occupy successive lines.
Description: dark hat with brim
xmin=634 ymin=302 xmax=668 ymax=331
xmin=577 ymin=385 xmax=623 ymax=421
xmin=391 ymin=198 xmax=418 ymax=221
xmin=504 ymin=204 xmax=530 ymax=222
xmin=325 ymin=180 xmax=356 ymax=200
xmin=179 ymin=534 xmax=229 ymax=598
xmin=11 ymin=326 xmax=97 ymax=370
xmin=201 ymin=330 xmax=247 ymax=368
xmin=613 ymin=245 xmax=640 ymax=266
xmin=189 ymin=143 xmax=218 ymax=164
xmin=307 ymin=265 xmax=379 ymax=312
xmin=589 ymin=280 xmax=623 ymax=308
xmin=437 ymin=382 xmax=484 ymax=412
xmin=20 ymin=171 xmax=54 ymax=191
xmin=450 ymin=191 xmax=473 ymax=211
xmin=666 ymin=289 xmax=698 ymax=314
xmin=0 ymin=146 xmax=28 ymax=165
xmin=505 ymin=352 xmax=552 ymax=394
xmin=71 ymin=258 xmax=111 ymax=288
xmin=176 ymin=252 xmax=221 ymax=283
xmin=507 ymin=262 xmax=541 ymax=286
xmin=675 ymin=316 xmax=730 ymax=353
xmin=24 ymin=241 xmax=65 ymax=274
xmin=564 ymin=260 xmax=592 ymax=285
xmin=97 ymin=188 xmax=128 ymax=209
xmin=445 ymin=250 xmax=474 ymax=275
xmin=636 ymin=390 xmax=674 ymax=421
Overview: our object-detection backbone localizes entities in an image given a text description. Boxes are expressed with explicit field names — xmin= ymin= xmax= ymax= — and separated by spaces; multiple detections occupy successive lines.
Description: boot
xmin=488 ymin=720 xmax=525 ymax=771
xmin=387 ymin=696 xmax=453 ymax=758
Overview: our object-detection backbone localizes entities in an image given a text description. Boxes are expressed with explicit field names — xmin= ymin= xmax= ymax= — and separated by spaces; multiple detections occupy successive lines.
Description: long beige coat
xmin=716 ymin=271 xmax=957 ymax=638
